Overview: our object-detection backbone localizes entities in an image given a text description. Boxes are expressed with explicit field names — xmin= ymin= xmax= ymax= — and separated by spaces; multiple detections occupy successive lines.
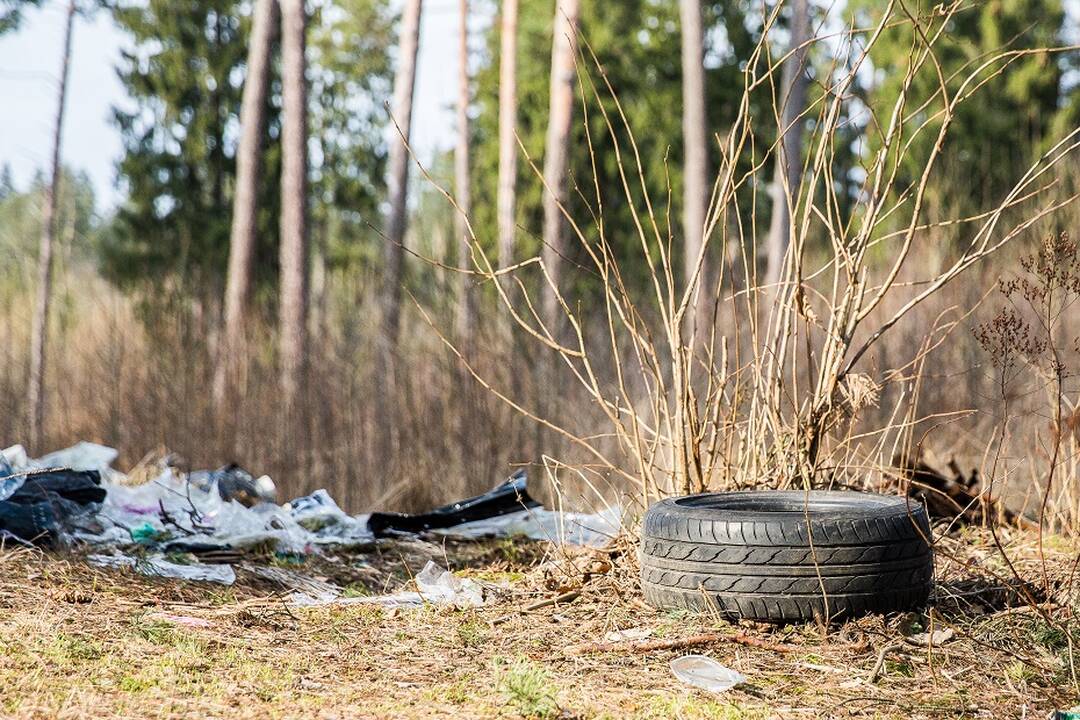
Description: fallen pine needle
xmin=563 ymin=632 xmax=798 ymax=656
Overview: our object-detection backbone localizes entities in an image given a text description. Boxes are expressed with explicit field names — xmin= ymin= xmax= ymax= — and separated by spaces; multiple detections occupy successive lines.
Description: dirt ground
xmin=0 ymin=527 xmax=1078 ymax=720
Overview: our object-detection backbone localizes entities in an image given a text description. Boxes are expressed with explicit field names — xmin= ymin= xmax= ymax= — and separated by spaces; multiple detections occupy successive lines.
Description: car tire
xmin=639 ymin=490 xmax=933 ymax=622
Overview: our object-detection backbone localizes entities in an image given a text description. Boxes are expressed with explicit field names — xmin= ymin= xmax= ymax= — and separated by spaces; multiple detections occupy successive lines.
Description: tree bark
xmin=381 ymin=0 xmax=423 ymax=348
xmin=28 ymin=0 xmax=76 ymax=452
xmin=764 ymin=0 xmax=810 ymax=289
xmin=496 ymin=0 xmax=518 ymax=276
xmin=215 ymin=0 xmax=278 ymax=408
xmin=455 ymin=0 xmax=474 ymax=343
xmin=540 ymin=0 xmax=580 ymax=333
xmin=278 ymin=0 xmax=309 ymax=409
xmin=680 ymin=0 xmax=708 ymax=337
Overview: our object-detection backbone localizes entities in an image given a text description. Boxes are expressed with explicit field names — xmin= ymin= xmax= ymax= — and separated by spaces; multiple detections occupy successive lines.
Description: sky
xmin=0 ymin=0 xmax=472 ymax=213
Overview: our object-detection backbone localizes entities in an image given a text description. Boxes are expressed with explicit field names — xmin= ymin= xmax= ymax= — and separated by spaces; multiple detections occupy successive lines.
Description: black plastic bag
xmin=0 ymin=468 xmax=105 ymax=543
xmin=367 ymin=470 xmax=540 ymax=537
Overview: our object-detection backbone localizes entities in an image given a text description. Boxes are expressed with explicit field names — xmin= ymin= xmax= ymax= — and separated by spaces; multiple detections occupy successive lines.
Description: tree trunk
xmin=278 ymin=0 xmax=309 ymax=409
xmin=680 ymin=0 xmax=708 ymax=337
xmin=540 ymin=0 xmax=580 ymax=333
xmin=381 ymin=0 xmax=423 ymax=348
xmin=27 ymin=0 xmax=76 ymax=452
xmin=764 ymin=0 xmax=810 ymax=289
xmin=455 ymin=0 xmax=474 ymax=343
xmin=496 ymin=0 xmax=518 ymax=276
xmin=215 ymin=0 xmax=279 ymax=408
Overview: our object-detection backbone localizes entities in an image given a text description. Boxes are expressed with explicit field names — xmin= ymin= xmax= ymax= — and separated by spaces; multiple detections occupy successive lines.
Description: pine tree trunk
xmin=381 ymin=0 xmax=423 ymax=348
xmin=27 ymin=0 xmax=75 ymax=452
xmin=496 ymin=0 xmax=518 ymax=276
xmin=455 ymin=0 xmax=474 ymax=343
xmin=278 ymin=0 xmax=309 ymax=409
xmin=215 ymin=0 xmax=278 ymax=408
xmin=680 ymin=0 xmax=708 ymax=336
xmin=540 ymin=0 xmax=580 ymax=333
xmin=764 ymin=0 xmax=810 ymax=289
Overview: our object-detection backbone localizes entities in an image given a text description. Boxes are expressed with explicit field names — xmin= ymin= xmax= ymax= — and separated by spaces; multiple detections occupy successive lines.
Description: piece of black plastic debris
xmin=367 ymin=470 xmax=540 ymax=537
xmin=189 ymin=463 xmax=277 ymax=507
xmin=0 ymin=468 xmax=106 ymax=543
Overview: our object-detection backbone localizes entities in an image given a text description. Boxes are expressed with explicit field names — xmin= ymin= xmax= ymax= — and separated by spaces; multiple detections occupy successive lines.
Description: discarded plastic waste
xmin=1 ymin=441 xmax=619 ymax=559
xmin=286 ymin=489 xmax=371 ymax=540
xmin=441 ymin=505 xmax=621 ymax=548
xmin=0 ymin=469 xmax=106 ymax=543
xmin=87 ymin=552 xmax=237 ymax=585
xmin=129 ymin=521 xmax=169 ymax=545
xmin=1 ymin=445 xmax=28 ymax=470
xmin=189 ymin=463 xmax=277 ymax=507
xmin=287 ymin=560 xmax=484 ymax=609
xmin=288 ymin=588 xmax=421 ymax=608
xmin=0 ymin=453 xmax=15 ymax=481
xmin=367 ymin=469 xmax=620 ymax=547
xmin=0 ymin=470 xmax=23 ymax=501
xmin=74 ymin=463 xmax=366 ymax=555
xmin=670 ymin=655 xmax=747 ymax=694
xmin=245 ymin=563 xmax=344 ymax=604
xmin=415 ymin=560 xmax=485 ymax=608
xmin=34 ymin=442 xmax=119 ymax=478
xmin=367 ymin=470 xmax=540 ymax=536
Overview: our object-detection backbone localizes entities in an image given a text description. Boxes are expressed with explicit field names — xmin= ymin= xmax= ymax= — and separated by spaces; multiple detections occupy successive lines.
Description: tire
xmin=639 ymin=490 xmax=933 ymax=623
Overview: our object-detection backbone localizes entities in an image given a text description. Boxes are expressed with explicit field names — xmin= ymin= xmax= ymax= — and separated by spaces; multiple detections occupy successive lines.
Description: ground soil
xmin=0 ymin=526 xmax=1077 ymax=719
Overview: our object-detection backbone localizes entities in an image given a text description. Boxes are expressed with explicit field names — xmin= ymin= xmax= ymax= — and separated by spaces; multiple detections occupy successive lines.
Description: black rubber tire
xmin=639 ymin=490 xmax=933 ymax=623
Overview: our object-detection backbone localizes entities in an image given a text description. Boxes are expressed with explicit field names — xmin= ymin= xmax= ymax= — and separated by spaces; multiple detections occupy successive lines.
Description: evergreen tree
xmin=469 ymin=0 xmax=762 ymax=301
xmin=851 ymin=0 xmax=1074 ymax=213
xmin=0 ymin=0 xmax=41 ymax=34
xmin=0 ymin=168 xmax=96 ymax=299
xmin=0 ymin=163 xmax=14 ymax=200
xmin=308 ymin=0 xmax=393 ymax=270
xmin=101 ymin=0 xmax=392 ymax=304
xmin=103 ymin=0 xmax=261 ymax=296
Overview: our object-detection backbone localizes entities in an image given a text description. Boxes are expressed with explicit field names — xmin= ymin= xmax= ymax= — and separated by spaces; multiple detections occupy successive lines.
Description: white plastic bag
xmin=87 ymin=552 xmax=236 ymax=585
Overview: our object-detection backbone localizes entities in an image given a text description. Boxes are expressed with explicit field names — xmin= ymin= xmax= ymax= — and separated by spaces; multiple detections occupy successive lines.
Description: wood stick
xmin=564 ymin=632 xmax=798 ymax=656
xmin=523 ymin=589 xmax=581 ymax=612
xmin=491 ymin=590 xmax=582 ymax=625
xmin=868 ymin=641 xmax=899 ymax=683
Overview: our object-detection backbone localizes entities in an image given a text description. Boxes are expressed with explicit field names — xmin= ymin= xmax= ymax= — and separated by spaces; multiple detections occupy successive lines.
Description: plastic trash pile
xmin=0 ymin=442 xmax=620 ymax=589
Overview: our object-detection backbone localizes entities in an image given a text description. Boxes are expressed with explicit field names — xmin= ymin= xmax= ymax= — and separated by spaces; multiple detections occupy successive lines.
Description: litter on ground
xmin=669 ymin=655 xmax=748 ymax=694
xmin=0 ymin=442 xmax=620 ymax=598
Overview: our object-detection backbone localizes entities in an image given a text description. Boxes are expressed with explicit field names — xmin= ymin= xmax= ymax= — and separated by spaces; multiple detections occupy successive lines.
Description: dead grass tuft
xmin=1 ymin=526 xmax=1077 ymax=719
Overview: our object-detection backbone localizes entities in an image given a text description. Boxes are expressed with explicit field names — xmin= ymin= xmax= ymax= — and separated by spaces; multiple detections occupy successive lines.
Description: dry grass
xmin=1 ymin=525 xmax=1077 ymax=720
xmin=2 ymin=7 xmax=1080 ymax=713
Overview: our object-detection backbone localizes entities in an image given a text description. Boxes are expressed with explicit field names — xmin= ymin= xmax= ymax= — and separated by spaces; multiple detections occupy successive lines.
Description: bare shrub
xmin=431 ymin=1 xmax=1080 ymax=516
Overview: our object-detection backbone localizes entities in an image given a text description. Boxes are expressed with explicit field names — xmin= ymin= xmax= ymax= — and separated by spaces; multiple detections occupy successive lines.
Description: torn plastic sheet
xmin=367 ymin=470 xmax=540 ymax=536
xmin=4 ymin=442 xmax=620 ymax=581
xmin=439 ymin=505 xmax=621 ymax=547
xmin=32 ymin=442 xmax=119 ymax=478
xmin=288 ymin=560 xmax=484 ymax=609
xmin=87 ymin=552 xmax=237 ymax=585
xmin=1 ymin=445 xmax=29 ymax=472
xmin=368 ymin=469 xmax=620 ymax=547
xmin=74 ymin=467 xmax=372 ymax=555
